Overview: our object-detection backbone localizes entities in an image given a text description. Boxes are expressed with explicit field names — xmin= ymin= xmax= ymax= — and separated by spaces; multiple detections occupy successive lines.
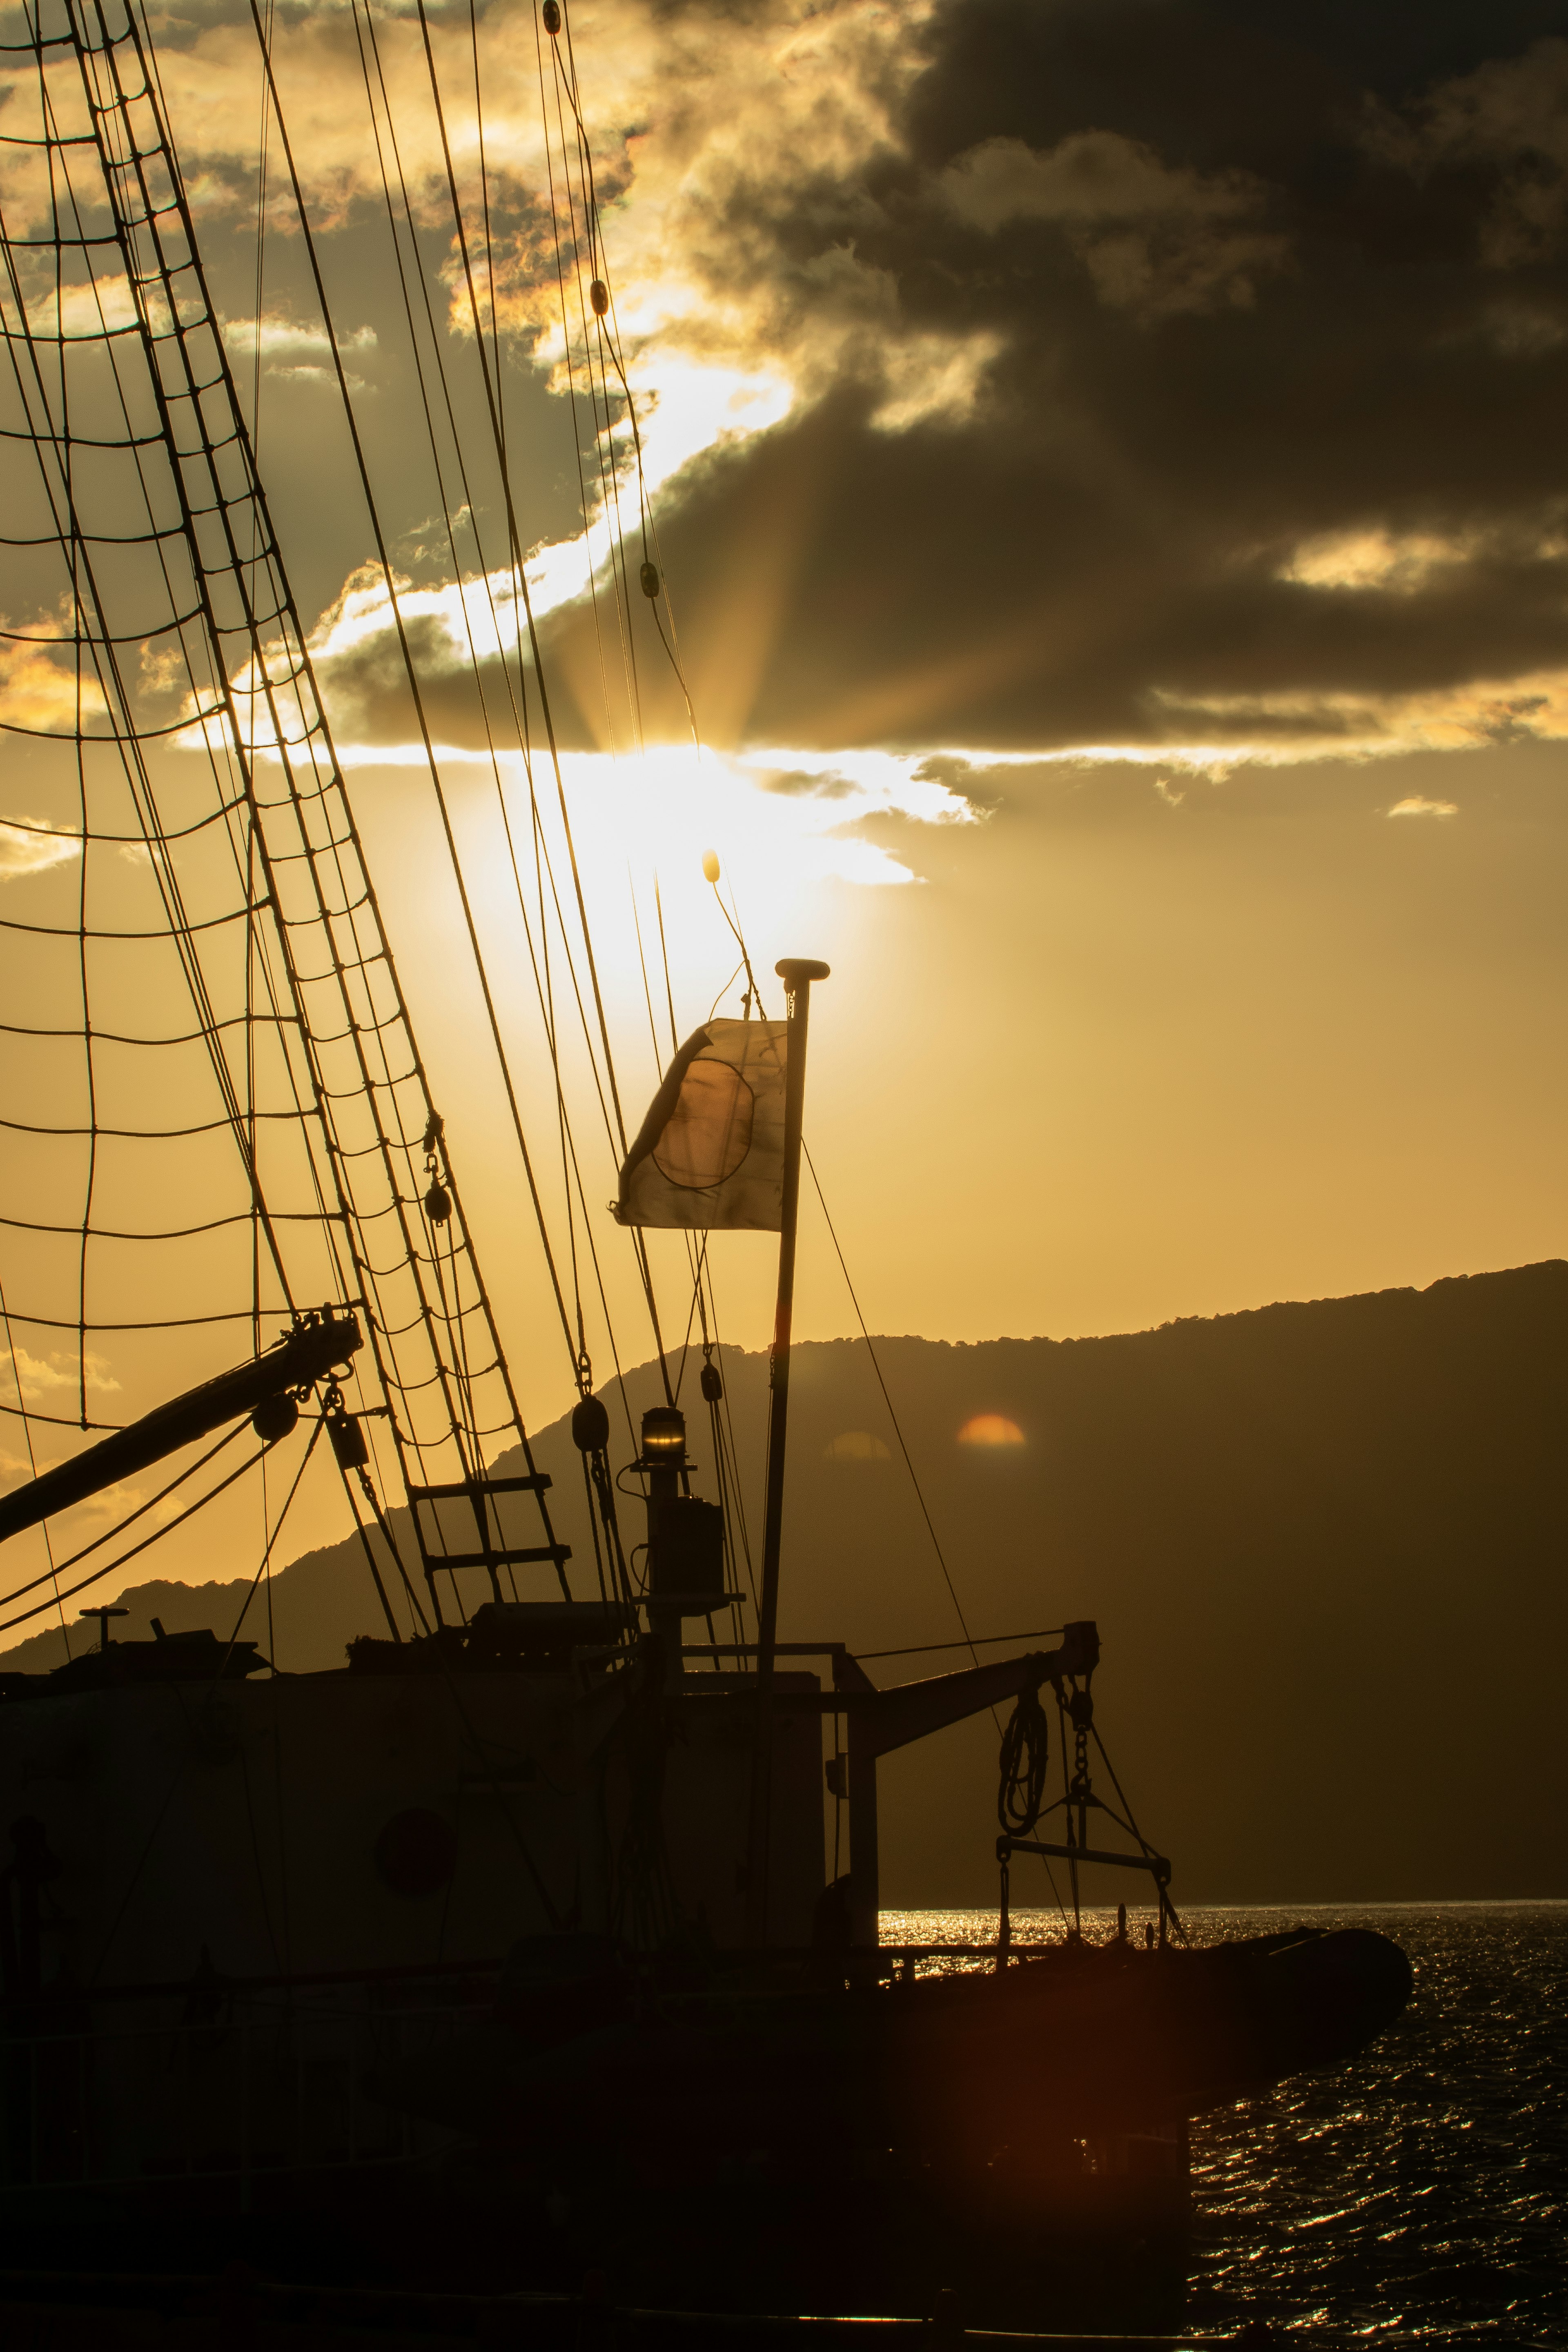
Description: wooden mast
xmin=744 ymin=956 xmax=830 ymax=1944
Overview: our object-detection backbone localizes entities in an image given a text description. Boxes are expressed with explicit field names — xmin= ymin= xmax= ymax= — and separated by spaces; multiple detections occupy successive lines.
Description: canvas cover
xmin=615 ymin=1019 xmax=788 ymax=1230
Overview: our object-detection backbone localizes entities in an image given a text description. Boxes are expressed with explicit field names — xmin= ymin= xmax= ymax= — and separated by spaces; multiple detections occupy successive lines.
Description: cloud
xmin=0 ymin=819 xmax=82 ymax=881
xmin=0 ymin=1345 xmax=120 ymax=1401
xmin=262 ymin=733 xmax=978 ymax=887
xmin=20 ymin=275 xmax=138 ymax=338
xmin=942 ymin=130 xmax=1287 ymax=318
xmin=0 ymin=621 xmax=107 ymax=739
xmin=1138 ymin=666 xmax=1568 ymax=768
xmin=517 ymin=4 xmax=1568 ymax=762
xmin=1367 ymin=37 xmax=1568 ymax=268
xmin=1279 ymin=529 xmax=1474 ymax=596
xmin=222 ymin=315 xmax=377 ymax=361
xmin=220 ymin=314 xmax=378 ymax=391
xmin=1387 ymin=795 xmax=1458 ymax=819
xmin=68 ymin=0 xmax=1568 ymax=774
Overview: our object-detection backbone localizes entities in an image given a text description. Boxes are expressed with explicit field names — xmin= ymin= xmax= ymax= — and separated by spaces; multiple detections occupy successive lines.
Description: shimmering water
xmin=884 ymin=1903 xmax=1566 ymax=2347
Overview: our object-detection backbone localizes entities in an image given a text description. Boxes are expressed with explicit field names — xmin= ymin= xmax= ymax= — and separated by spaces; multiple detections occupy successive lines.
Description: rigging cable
xmin=546 ymin=0 xmax=699 ymax=740
xmin=0 ymin=1422 xmax=249 ymax=1617
xmin=530 ymin=0 xmax=621 ymax=756
xmin=410 ymin=0 xmax=633 ymax=1162
xmin=411 ymin=0 xmax=689 ymax=1405
xmin=537 ymin=6 xmax=642 ymax=751
xmin=3 ymin=15 xmax=432 ymax=1474
xmin=350 ymin=0 xmax=624 ymax=1412
xmin=218 ymin=1412 xmax=323 ymax=1677
xmin=2 ymin=2 xmax=570 ymax=1639
xmin=0 ymin=1265 xmax=72 ymax=1653
xmin=711 ymin=872 xmax=980 ymax=1679
xmin=802 ymin=1142 xmax=982 ymax=1671
xmin=356 ymin=0 xmax=695 ymax=1425
xmin=248 ymin=0 xmax=582 ymax=1390
xmin=0 ymin=92 xmax=304 ymax=1328
xmin=0 ymin=1434 xmax=268 ymax=1635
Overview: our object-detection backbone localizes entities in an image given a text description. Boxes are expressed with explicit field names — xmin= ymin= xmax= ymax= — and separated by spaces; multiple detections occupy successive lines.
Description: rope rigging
xmin=347 ymin=0 xmax=630 ymax=1408
xmin=0 ymin=0 xmax=1097 ymax=1981
xmin=0 ymin=0 xmax=773 ymax=1695
xmin=0 ymin=0 xmax=572 ymax=1629
xmin=998 ymin=1682 xmax=1049 ymax=1837
xmin=286 ymin=0 xmax=730 ymax=1571
xmin=536 ymin=0 xmax=698 ymax=746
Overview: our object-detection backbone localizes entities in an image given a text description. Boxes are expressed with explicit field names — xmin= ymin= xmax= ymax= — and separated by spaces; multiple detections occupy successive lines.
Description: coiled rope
xmin=998 ymin=1681 xmax=1049 ymax=1838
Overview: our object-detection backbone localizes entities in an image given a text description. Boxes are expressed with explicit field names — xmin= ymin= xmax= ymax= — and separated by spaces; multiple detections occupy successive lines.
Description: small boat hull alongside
xmin=369 ymin=1923 xmax=1413 ymax=2181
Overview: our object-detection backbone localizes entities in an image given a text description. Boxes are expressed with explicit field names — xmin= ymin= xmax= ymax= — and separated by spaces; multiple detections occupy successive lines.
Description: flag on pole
xmin=615 ymin=1019 xmax=788 ymax=1230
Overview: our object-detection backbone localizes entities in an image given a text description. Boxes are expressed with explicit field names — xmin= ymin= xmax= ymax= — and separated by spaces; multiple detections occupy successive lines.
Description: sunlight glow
xmin=958 ymin=1413 xmax=1025 ymax=1447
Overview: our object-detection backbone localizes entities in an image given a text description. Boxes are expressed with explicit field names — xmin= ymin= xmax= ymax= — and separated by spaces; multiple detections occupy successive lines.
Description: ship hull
xmin=370 ymin=1923 xmax=1412 ymax=2160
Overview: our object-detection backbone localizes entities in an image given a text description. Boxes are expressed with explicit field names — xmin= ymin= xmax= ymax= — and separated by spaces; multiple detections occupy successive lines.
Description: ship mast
xmin=745 ymin=956 xmax=829 ymax=1944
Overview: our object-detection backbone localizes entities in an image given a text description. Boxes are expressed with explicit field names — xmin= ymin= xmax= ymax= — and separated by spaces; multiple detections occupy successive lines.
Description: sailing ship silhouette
xmin=0 ymin=0 xmax=1408 ymax=2306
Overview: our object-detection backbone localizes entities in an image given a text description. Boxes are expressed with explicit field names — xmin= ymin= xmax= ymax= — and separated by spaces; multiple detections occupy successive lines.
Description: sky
xmin=1 ymin=0 xmax=1566 ymax=1592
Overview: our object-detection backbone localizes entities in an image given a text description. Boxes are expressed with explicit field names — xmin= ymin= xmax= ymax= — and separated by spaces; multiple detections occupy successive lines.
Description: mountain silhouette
xmin=5 ymin=1261 xmax=1562 ymax=1906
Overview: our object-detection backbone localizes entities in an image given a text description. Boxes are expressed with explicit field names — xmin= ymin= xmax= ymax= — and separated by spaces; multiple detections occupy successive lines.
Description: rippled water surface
xmin=883 ymin=1902 xmax=1566 ymax=2347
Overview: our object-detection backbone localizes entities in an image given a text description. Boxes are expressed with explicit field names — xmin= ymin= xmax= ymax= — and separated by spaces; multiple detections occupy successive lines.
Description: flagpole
xmin=745 ymin=955 xmax=830 ymax=1944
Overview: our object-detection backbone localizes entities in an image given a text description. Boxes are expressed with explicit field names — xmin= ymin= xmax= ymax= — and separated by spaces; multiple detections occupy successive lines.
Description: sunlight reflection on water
xmin=882 ymin=1902 xmax=1566 ymax=2346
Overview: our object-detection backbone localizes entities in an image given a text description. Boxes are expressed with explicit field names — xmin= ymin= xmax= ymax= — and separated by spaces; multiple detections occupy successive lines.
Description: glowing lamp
xmin=641 ymin=1405 xmax=687 ymax=1463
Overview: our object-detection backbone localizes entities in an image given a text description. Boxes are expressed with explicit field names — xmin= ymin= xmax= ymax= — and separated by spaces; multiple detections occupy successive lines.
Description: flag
xmin=615 ymin=1019 xmax=787 ymax=1230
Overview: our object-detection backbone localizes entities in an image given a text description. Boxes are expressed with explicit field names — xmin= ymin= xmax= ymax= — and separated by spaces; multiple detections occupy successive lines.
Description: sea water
xmin=884 ymin=1902 xmax=1566 ymax=2347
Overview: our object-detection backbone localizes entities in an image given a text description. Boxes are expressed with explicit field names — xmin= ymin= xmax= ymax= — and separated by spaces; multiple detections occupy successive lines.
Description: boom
xmin=0 ymin=1312 xmax=361 ymax=1546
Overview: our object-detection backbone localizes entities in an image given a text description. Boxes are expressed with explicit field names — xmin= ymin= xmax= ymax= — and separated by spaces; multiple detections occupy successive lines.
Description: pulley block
xmin=571 ymin=1393 xmax=610 ymax=1453
xmin=328 ymin=1412 xmax=370 ymax=1471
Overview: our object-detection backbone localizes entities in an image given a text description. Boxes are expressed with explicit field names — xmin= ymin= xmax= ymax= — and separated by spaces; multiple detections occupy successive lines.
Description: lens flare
xmin=824 ymin=1430 xmax=891 ymax=1461
xmin=958 ymin=1413 xmax=1025 ymax=1448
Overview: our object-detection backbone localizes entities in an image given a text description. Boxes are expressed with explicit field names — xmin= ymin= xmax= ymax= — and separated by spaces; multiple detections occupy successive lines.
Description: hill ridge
xmin=2 ymin=1258 xmax=1561 ymax=1902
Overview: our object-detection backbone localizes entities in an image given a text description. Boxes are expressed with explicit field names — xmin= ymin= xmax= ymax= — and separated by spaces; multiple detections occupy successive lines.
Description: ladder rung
xmin=408 ymin=1474 xmax=551 ymax=1502
xmin=426 ymin=1546 xmax=571 ymax=1572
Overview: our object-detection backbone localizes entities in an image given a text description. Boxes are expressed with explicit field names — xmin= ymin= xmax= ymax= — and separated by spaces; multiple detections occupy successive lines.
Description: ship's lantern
xmin=640 ymin=1404 xmax=686 ymax=1463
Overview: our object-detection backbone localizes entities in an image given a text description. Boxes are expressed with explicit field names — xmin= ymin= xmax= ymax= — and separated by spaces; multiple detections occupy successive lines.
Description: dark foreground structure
xmin=0 ymin=1607 xmax=1410 ymax=2325
xmin=0 ymin=0 xmax=1408 ymax=2331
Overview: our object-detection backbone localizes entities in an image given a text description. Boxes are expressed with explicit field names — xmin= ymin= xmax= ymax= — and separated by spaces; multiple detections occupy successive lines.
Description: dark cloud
xmin=536 ymin=1 xmax=1568 ymax=757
